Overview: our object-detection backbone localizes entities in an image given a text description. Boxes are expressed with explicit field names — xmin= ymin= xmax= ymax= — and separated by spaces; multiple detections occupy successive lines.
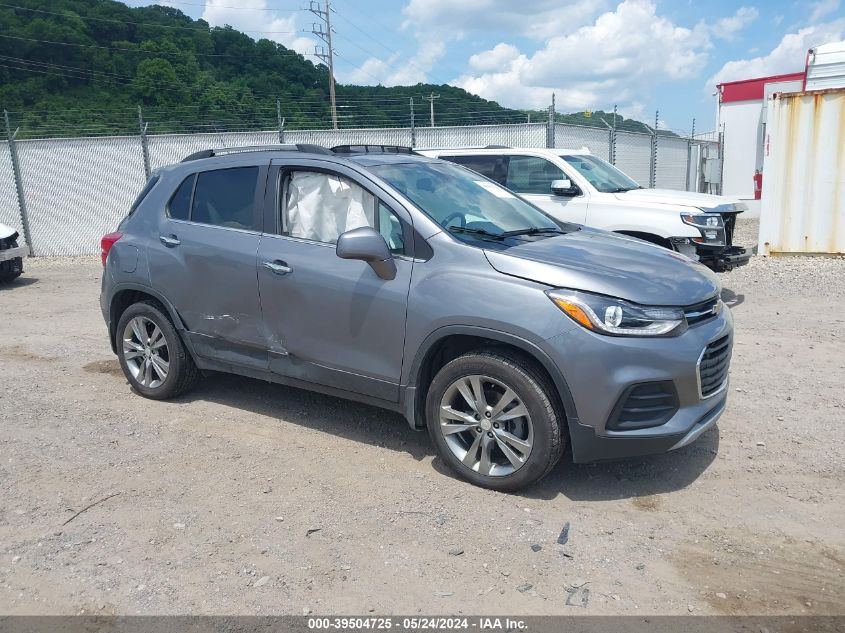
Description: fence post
xmin=276 ymin=99 xmax=286 ymax=144
xmin=686 ymin=117 xmax=695 ymax=191
xmin=410 ymin=97 xmax=416 ymax=148
xmin=3 ymin=110 xmax=33 ymax=256
xmin=137 ymin=106 xmax=151 ymax=180
xmin=649 ymin=110 xmax=658 ymax=188
xmin=546 ymin=93 xmax=555 ymax=148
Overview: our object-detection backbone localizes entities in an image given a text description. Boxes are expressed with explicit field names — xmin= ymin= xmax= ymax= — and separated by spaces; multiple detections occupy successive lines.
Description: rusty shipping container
xmin=758 ymin=88 xmax=845 ymax=255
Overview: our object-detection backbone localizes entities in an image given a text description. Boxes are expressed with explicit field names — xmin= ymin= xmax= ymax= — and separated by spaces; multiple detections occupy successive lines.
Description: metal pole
xmin=310 ymin=1 xmax=338 ymax=129
xmin=611 ymin=104 xmax=617 ymax=164
xmin=547 ymin=93 xmax=555 ymax=149
xmin=3 ymin=110 xmax=33 ymax=256
xmin=649 ymin=109 xmax=658 ymax=188
xmin=686 ymin=117 xmax=695 ymax=191
xmin=276 ymin=99 xmax=285 ymax=144
xmin=409 ymin=97 xmax=416 ymax=147
xmin=424 ymin=92 xmax=440 ymax=127
xmin=138 ymin=105 xmax=151 ymax=180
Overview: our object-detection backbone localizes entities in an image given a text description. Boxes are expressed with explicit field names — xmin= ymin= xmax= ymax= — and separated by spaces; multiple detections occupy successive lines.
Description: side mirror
xmin=336 ymin=226 xmax=397 ymax=280
xmin=551 ymin=179 xmax=578 ymax=196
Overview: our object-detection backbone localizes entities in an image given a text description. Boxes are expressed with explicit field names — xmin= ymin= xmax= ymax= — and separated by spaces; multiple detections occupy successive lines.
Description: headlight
xmin=547 ymin=290 xmax=686 ymax=337
xmin=681 ymin=212 xmax=723 ymax=229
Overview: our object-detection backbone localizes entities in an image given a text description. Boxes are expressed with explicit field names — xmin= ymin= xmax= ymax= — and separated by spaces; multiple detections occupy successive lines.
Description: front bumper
xmin=0 ymin=244 xmax=27 ymax=262
xmin=695 ymin=244 xmax=751 ymax=272
xmin=543 ymin=306 xmax=733 ymax=463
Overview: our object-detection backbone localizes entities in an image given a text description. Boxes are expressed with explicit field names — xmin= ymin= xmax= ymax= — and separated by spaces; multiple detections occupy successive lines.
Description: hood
xmin=484 ymin=229 xmax=720 ymax=306
xmin=0 ymin=222 xmax=18 ymax=240
xmin=615 ymin=188 xmax=747 ymax=213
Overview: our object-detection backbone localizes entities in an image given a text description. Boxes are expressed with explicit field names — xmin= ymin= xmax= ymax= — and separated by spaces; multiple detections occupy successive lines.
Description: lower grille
xmin=698 ymin=334 xmax=731 ymax=397
xmin=607 ymin=381 xmax=679 ymax=431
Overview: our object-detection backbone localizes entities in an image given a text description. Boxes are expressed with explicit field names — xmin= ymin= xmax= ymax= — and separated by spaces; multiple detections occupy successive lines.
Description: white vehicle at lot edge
xmin=420 ymin=147 xmax=751 ymax=272
xmin=0 ymin=221 xmax=26 ymax=282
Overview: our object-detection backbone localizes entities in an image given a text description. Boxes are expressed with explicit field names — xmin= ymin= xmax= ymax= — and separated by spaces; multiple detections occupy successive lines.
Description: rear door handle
xmin=159 ymin=235 xmax=181 ymax=247
xmin=263 ymin=260 xmax=292 ymax=275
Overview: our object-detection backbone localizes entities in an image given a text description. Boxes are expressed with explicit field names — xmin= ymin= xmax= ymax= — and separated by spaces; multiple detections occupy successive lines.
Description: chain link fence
xmin=1 ymin=114 xmax=719 ymax=256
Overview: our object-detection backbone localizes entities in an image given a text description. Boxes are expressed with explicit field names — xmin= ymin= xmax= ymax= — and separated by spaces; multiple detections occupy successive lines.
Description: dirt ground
xmin=1 ymin=220 xmax=843 ymax=616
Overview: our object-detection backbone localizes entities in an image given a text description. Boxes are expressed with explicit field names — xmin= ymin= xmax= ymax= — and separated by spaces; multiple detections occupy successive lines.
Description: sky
xmin=123 ymin=0 xmax=845 ymax=132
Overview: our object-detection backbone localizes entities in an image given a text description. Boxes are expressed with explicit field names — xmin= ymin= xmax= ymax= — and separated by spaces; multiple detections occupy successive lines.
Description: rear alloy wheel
xmin=426 ymin=352 xmax=564 ymax=491
xmin=116 ymin=301 xmax=199 ymax=399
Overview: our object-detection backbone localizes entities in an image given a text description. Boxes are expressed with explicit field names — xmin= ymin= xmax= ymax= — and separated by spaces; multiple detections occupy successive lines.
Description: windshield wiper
xmin=499 ymin=227 xmax=565 ymax=237
xmin=447 ymin=226 xmax=507 ymax=240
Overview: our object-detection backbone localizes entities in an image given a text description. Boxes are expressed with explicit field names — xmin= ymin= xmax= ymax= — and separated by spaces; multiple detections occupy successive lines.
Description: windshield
xmin=561 ymin=154 xmax=640 ymax=193
xmin=369 ymin=161 xmax=561 ymax=240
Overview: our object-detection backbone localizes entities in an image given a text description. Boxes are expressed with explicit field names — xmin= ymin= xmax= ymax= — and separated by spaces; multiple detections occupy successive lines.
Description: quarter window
xmin=167 ymin=174 xmax=194 ymax=221
xmin=505 ymin=156 xmax=565 ymax=195
xmin=378 ymin=201 xmax=405 ymax=255
xmin=284 ymin=171 xmax=376 ymax=244
xmin=191 ymin=167 xmax=259 ymax=230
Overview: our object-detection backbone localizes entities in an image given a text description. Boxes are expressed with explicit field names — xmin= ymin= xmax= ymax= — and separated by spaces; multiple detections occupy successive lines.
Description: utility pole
xmin=423 ymin=92 xmax=440 ymax=126
xmin=310 ymin=1 xmax=337 ymax=129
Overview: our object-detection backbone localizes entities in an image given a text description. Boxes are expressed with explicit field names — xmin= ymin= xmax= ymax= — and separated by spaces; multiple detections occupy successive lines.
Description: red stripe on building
xmin=717 ymin=72 xmax=805 ymax=103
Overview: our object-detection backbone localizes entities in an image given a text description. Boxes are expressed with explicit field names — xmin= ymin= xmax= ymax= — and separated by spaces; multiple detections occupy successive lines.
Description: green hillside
xmin=0 ymin=0 xmax=659 ymax=138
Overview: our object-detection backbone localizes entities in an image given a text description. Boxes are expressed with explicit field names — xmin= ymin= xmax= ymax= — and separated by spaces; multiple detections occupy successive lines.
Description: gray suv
xmin=100 ymin=144 xmax=733 ymax=491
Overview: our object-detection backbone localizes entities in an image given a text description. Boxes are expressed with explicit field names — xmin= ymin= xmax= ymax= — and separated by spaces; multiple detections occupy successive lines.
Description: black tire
xmin=116 ymin=300 xmax=199 ymax=400
xmin=425 ymin=351 xmax=565 ymax=492
xmin=0 ymin=237 xmax=23 ymax=283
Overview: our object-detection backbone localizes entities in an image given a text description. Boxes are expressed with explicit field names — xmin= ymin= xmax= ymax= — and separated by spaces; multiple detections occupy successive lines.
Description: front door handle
xmin=263 ymin=260 xmax=292 ymax=275
xmin=159 ymin=235 xmax=181 ymax=247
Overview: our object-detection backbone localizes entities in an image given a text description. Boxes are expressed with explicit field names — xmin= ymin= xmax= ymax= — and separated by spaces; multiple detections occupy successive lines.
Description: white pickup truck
xmin=420 ymin=147 xmax=751 ymax=272
xmin=0 ymin=222 xmax=26 ymax=282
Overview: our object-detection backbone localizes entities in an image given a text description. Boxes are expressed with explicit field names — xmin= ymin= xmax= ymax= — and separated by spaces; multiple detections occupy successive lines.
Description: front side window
xmin=561 ymin=154 xmax=640 ymax=193
xmin=191 ymin=167 xmax=259 ymax=230
xmin=284 ymin=171 xmax=375 ymax=244
xmin=370 ymin=161 xmax=562 ymax=242
xmin=505 ymin=155 xmax=565 ymax=195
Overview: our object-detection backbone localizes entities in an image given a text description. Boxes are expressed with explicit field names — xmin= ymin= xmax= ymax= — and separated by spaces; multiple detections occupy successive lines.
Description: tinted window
xmin=506 ymin=156 xmax=564 ymax=194
xmin=378 ymin=201 xmax=405 ymax=255
xmin=167 ymin=174 xmax=194 ymax=220
xmin=191 ymin=167 xmax=258 ymax=230
xmin=284 ymin=171 xmax=375 ymax=244
xmin=441 ymin=155 xmax=508 ymax=186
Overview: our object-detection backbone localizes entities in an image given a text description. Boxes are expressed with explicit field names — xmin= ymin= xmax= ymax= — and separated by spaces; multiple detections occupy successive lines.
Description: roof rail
xmin=181 ymin=144 xmax=333 ymax=162
xmin=331 ymin=144 xmax=420 ymax=155
xmin=484 ymin=145 xmax=512 ymax=149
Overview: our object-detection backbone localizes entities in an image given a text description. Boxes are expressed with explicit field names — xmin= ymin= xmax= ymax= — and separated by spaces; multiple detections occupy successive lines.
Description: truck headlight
xmin=547 ymin=290 xmax=686 ymax=337
xmin=681 ymin=212 xmax=723 ymax=229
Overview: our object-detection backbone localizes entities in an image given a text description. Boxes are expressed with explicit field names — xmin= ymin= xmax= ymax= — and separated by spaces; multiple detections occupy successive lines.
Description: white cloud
xmin=339 ymin=40 xmax=445 ymax=86
xmin=403 ymin=0 xmax=609 ymax=41
xmin=709 ymin=6 xmax=759 ymax=41
xmin=468 ymin=44 xmax=521 ymax=73
xmin=707 ymin=18 xmax=845 ymax=87
xmin=452 ymin=0 xmax=713 ymax=111
xmin=200 ymin=0 xmax=314 ymax=55
xmin=809 ymin=0 xmax=841 ymax=24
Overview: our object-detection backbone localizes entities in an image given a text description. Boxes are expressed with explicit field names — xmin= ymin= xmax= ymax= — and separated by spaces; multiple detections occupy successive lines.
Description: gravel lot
xmin=1 ymin=220 xmax=843 ymax=616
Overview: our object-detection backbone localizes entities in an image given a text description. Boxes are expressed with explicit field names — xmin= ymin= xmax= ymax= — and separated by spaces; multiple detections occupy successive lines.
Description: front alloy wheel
xmin=426 ymin=351 xmax=564 ymax=491
xmin=438 ymin=375 xmax=534 ymax=477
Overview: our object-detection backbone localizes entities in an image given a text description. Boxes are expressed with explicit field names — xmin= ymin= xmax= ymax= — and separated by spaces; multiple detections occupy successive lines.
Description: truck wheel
xmin=0 ymin=237 xmax=23 ymax=283
xmin=425 ymin=351 xmax=565 ymax=492
xmin=116 ymin=300 xmax=199 ymax=400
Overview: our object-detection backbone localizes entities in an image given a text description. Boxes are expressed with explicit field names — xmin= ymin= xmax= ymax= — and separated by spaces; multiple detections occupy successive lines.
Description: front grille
xmin=607 ymin=381 xmax=679 ymax=431
xmin=722 ymin=213 xmax=736 ymax=245
xmin=698 ymin=334 xmax=731 ymax=397
xmin=684 ymin=297 xmax=719 ymax=327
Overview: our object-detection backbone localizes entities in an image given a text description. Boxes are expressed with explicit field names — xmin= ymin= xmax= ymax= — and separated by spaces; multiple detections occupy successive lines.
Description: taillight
xmin=100 ymin=232 xmax=123 ymax=266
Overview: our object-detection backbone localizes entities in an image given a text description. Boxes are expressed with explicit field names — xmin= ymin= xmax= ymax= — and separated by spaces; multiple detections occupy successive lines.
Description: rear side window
xmin=128 ymin=174 xmax=159 ymax=217
xmin=191 ymin=167 xmax=259 ymax=230
xmin=441 ymin=155 xmax=508 ymax=186
xmin=167 ymin=174 xmax=194 ymax=220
